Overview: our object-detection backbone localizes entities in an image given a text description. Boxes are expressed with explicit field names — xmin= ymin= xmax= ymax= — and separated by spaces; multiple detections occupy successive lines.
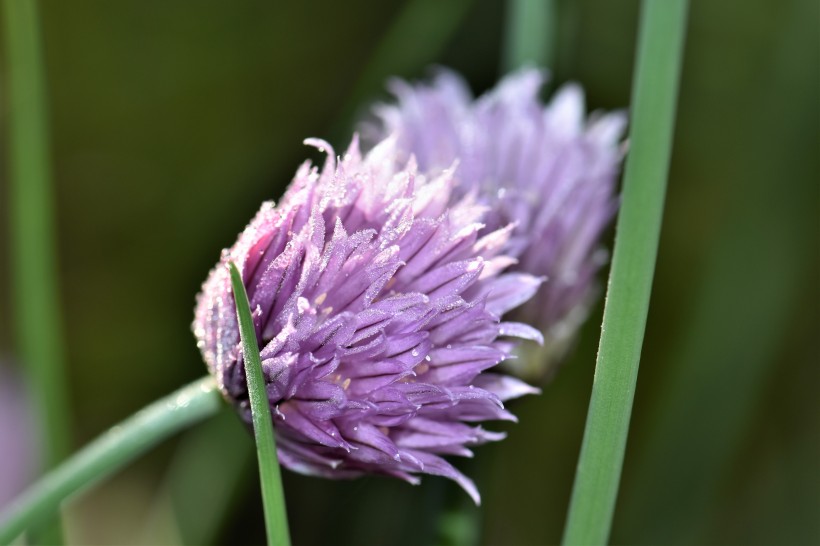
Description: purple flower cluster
xmin=368 ymin=69 xmax=626 ymax=375
xmin=194 ymin=137 xmax=543 ymax=503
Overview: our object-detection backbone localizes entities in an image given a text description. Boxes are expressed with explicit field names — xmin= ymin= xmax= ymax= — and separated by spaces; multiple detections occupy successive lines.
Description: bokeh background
xmin=1 ymin=0 xmax=817 ymax=544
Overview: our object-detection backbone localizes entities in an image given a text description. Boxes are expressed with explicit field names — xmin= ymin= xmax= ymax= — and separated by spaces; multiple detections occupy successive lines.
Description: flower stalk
xmin=502 ymin=0 xmax=555 ymax=72
xmin=0 ymin=377 xmax=222 ymax=545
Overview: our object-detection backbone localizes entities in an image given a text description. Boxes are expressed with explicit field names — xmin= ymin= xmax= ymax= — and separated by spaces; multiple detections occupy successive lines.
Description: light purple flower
xmin=366 ymin=68 xmax=626 ymax=376
xmin=194 ymin=137 xmax=542 ymax=503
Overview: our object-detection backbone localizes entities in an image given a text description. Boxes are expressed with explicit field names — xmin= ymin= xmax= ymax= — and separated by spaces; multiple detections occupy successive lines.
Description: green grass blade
xmin=2 ymin=0 xmax=70 ymax=475
xmin=328 ymin=0 xmax=473 ymax=143
xmin=2 ymin=1 xmax=70 ymax=540
xmin=561 ymin=1 xmax=689 ymax=544
xmin=617 ymin=3 xmax=818 ymax=541
xmin=502 ymin=0 xmax=555 ymax=73
xmin=0 ymin=376 xmax=221 ymax=545
xmin=228 ymin=262 xmax=290 ymax=546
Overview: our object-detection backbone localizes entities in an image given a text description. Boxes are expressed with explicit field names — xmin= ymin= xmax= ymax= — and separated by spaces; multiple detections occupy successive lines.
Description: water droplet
xmin=446 ymin=344 xmax=452 ymax=349
xmin=411 ymin=349 xmax=419 ymax=357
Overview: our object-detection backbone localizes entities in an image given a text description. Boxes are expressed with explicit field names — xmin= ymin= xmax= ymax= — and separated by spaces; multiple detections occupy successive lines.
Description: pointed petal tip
xmin=303 ymin=137 xmax=334 ymax=155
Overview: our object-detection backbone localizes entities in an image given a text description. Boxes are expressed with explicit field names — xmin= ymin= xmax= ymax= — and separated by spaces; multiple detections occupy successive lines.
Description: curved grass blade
xmin=228 ymin=262 xmax=290 ymax=546
xmin=0 ymin=376 xmax=221 ymax=545
xmin=561 ymin=1 xmax=689 ymax=544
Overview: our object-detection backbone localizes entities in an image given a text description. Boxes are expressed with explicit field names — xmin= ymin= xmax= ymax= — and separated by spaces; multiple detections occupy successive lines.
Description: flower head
xmin=194 ymin=137 xmax=542 ymax=503
xmin=367 ymin=68 xmax=626 ymax=376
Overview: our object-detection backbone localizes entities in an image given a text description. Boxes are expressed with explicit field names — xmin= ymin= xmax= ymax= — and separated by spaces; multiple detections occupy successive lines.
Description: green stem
xmin=502 ymin=0 xmax=555 ymax=73
xmin=2 ymin=0 xmax=70 ymax=471
xmin=229 ymin=262 xmax=291 ymax=546
xmin=561 ymin=1 xmax=689 ymax=544
xmin=328 ymin=0 xmax=473 ymax=144
xmin=0 ymin=376 xmax=222 ymax=545
xmin=3 ymin=1 xmax=69 ymax=540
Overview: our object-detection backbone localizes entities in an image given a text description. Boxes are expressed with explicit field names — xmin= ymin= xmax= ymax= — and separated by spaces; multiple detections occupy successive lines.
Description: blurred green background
xmin=1 ymin=0 xmax=817 ymax=544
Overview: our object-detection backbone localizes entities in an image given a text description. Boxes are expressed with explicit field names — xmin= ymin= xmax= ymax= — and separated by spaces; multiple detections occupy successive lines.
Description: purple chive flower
xmin=194 ymin=136 xmax=543 ymax=503
xmin=366 ymin=68 xmax=627 ymax=377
